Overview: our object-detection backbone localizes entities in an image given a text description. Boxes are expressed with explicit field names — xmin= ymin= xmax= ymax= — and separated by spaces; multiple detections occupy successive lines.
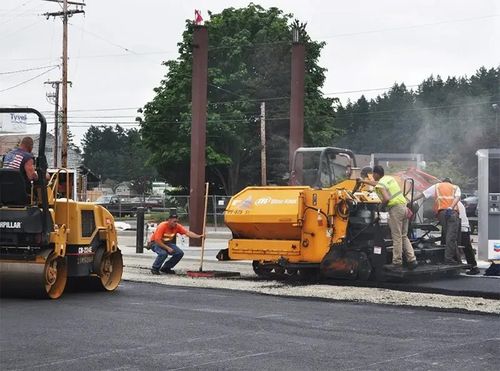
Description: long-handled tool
xmin=186 ymin=182 xmax=240 ymax=278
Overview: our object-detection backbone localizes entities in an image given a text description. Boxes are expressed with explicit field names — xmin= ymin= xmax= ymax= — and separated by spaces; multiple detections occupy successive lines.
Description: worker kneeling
xmin=149 ymin=212 xmax=203 ymax=275
xmin=360 ymin=165 xmax=418 ymax=269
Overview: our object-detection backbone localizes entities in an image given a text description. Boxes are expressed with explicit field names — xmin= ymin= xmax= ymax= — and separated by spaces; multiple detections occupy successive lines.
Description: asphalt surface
xmin=118 ymin=229 xmax=500 ymax=300
xmin=1 ymin=281 xmax=499 ymax=371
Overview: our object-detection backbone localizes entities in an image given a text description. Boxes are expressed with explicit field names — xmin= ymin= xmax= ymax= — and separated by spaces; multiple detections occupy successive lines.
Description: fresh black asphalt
xmin=0 ymin=281 xmax=498 ymax=370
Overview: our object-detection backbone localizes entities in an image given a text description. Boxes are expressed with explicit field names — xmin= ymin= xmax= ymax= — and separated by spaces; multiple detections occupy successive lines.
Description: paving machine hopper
xmin=0 ymin=108 xmax=123 ymax=298
xmin=218 ymin=147 xmax=465 ymax=280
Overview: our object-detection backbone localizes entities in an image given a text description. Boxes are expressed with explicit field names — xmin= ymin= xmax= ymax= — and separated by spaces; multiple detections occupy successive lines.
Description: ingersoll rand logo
xmin=255 ymin=197 xmax=297 ymax=206
xmin=255 ymin=197 xmax=272 ymax=205
xmin=0 ymin=221 xmax=22 ymax=229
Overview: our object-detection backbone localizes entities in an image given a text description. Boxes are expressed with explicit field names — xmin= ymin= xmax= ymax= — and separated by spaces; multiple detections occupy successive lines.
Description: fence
xmin=78 ymin=193 xmax=232 ymax=229
xmin=149 ymin=195 xmax=231 ymax=229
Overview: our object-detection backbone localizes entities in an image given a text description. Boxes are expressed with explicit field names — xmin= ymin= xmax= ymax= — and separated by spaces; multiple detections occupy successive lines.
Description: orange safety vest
xmin=434 ymin=182 xmax=459 ymax=213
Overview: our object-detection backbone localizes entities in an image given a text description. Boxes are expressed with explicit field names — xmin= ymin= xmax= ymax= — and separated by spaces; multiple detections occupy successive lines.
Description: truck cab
xmin=289 ymin=147 xmax=358 ymax=188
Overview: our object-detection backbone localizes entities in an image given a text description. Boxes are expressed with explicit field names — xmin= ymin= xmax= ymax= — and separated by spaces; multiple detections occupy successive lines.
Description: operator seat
xmin=302 ymin=169 xmax=319 ymax=187
xmin=0 ymin=169 xmax=29 ymax=206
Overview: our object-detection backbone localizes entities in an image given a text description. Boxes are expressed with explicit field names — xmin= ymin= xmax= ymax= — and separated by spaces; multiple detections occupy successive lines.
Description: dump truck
xmin=218 ymin=147 xmax=465 ymax=280
xmin=0 ymin=108 xmax=123 ymax=299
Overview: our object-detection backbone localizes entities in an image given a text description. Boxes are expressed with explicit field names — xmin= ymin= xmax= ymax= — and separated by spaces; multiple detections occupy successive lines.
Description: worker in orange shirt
xmin=149 ymin=211 xmax=203 ymax=275
xmin=414 ymin=177 xmax=461 ymax=264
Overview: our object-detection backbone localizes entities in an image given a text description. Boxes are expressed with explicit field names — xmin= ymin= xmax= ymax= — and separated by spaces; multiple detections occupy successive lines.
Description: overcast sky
xmin=1 ymin=0 xmax=498 ymax=146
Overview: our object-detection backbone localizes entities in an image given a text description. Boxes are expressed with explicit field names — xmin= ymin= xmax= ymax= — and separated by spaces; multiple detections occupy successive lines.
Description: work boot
xmin=384 ymin=263 xmax=403 ymax=270
xmin=407 ymin=260 xmax=418 ymax=270
xmin=151 ymin=268 xmax=161 ymax=275
xmin=466 ymin=266 xmax=480 ymax=275
xmin=160 ymin=269 xmax=176 ymax=275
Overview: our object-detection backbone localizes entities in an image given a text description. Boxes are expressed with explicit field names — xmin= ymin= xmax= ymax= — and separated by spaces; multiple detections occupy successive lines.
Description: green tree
xmin=140 ymin=5 xmax=337 ymax=194
xmin=82 ymin=125 xmax=156 ymax=190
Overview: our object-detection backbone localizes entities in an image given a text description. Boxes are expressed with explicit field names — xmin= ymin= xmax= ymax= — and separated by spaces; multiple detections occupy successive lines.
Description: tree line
xmin=334 ymin=67 xmax=499 ymax=190
xmin=81 ymin=125 xmax=155 ymax=195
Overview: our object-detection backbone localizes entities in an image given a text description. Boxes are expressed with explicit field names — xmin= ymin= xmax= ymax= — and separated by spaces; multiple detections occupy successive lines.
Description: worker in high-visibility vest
xmin=359 ymin=165 xmax=418 ymax=269
xmin=414 ymin=177 xmax=461 ymax=264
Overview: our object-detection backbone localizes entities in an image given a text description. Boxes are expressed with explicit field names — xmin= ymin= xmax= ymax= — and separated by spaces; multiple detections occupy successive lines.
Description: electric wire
xmin=0 ymin=65 xmax=59 ymax=93
xmin=314 ymin=14 xmax=500 ymax=41
xmin=68 ymin=22 xmax=139 ymax=55
xmin=26 ymin=112 xmax=497 ymax=129
xmin=0 ymin=64 xmax=60 ymax=75
xmin=35 ymin=97 xmax=499 ymax=123
xmin=1 ymin=13 xmax=496 ymax=61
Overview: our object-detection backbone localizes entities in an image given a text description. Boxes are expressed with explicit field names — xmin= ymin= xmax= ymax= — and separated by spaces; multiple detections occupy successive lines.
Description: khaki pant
xmin=388 ymin=204 xmax=416 ymax=265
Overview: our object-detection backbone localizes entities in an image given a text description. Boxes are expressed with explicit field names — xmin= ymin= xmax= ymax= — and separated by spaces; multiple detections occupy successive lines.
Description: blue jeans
xmin=151 ymin=242 xmax=184 ymax=271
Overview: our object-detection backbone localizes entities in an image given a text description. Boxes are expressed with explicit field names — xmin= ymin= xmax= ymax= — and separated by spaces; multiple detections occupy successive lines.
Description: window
xmin=81 ymin=210 xmax=95 ymax=237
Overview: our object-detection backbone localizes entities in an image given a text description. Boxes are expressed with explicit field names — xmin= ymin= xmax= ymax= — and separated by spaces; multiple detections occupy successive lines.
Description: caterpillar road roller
xmin=0 ymin=108 xmax=123 ymax=299
xmin=218 ymin=147 xmax=465 ymax=281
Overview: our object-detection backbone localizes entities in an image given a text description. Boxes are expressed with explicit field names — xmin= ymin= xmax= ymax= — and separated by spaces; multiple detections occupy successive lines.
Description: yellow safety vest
xmin=376 ymin=175 xmax=407 ymax=207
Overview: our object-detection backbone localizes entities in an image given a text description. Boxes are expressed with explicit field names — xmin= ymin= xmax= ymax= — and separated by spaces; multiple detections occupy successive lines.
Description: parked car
xmin=144 ymin=196 xmax=164 ymax=211
xmin=462 ymin=195 xmax=478 ymax=217
xmin=129 ymin=196 xmax=164 ymax=212
xmin=95 ymin=195 xmax=138 ymax=217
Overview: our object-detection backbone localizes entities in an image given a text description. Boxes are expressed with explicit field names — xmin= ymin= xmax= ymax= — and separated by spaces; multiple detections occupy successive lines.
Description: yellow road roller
xmin=0 ymin=108 xmax=123 ymax=299
xmin=218 ymin=147 xmax=465 ymax=280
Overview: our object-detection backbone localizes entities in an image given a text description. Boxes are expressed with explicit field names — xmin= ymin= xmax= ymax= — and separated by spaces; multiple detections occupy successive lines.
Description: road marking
xmin=168 ymin=350 xmax=283 ymax=370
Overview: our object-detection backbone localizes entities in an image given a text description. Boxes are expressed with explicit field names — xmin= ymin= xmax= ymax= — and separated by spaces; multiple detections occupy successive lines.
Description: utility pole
xmin=45 ymin=80 xmax=62 ymax=167
xmin=289 ymin=25 xmax=305 ymax=170
xmin=260 ymin=102 xmax=267 ymax=186
xmin=189 ymin=25 xmax=208 ymax=247
xmin=44 ymin=0 xmax=85 ymax=168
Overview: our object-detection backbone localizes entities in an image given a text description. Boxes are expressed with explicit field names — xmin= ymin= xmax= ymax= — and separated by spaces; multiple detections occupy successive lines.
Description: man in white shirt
xmin=414 ymin=178 xmax=461 ymax=264
xmin=457 ymin=201 xmax=480 ymax=275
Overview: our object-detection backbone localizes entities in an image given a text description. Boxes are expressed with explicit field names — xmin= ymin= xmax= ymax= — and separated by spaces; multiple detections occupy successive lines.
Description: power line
xmin=338 ymin=99 xmax=500 ymax=116
xmin=68 ymin=22 xmax=139 ymax=55
xmin=0 ymin=64 xmax=60 ymax=75
xmin=0 ymin=18 xmax=44 ymax=41
xmin=0 ymin=12 xmax=39 ymax=17
xmin=0 ymin=50 xmax=176 ymax=62
xmin=3 ymin=13 xmax=495 ymax=62
xmin=33 ymin=92 xmax=498 ymax=119
xmin=27 ymin=114 xmax=495 ymax=132
xmin=323 ymin=84 xmax=421 ymax=96
xmin=2 ymin=0 xmax=35 ymax=13
xmin=28 ymin=102 xmax=498 ymax=128
xmin=0 ymin=65 xmax=59 ymax=93
xmin=40 ymin=106 xmax=139 ymax=113
xmin=208 ymin=14 xmax=500 ymax=51
xmin=37 ymin=96 xmax=291 ymax=114
xmin=36 ymin=90 xmax=498 ymax=117
xmin=315 ymin=14 xmax=500 ymax=41
xmin=0 ymin=0 xmax=36 ymax=28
